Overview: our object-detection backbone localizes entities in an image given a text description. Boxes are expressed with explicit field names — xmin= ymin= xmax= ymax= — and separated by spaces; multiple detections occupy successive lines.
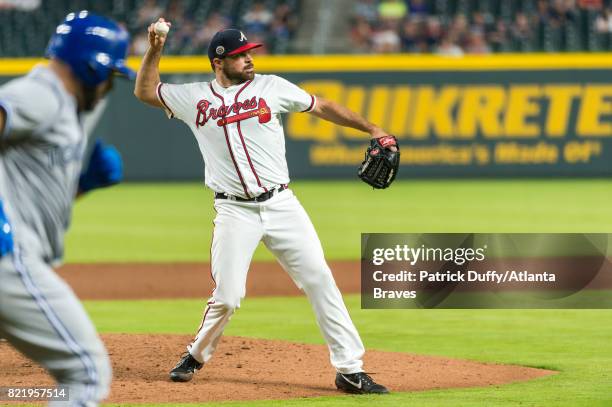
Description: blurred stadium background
xmin=1 ymin=0 xmax=612 ymax=182
xmin=2 ymin=0 xmax=612 ymax=56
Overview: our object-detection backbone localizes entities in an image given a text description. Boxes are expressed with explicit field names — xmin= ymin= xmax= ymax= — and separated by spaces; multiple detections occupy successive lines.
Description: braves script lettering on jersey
xmin=157 ymin=74 xmax=367 ymax=376
xmin=157 ymin=74 xmax=314 ymax=198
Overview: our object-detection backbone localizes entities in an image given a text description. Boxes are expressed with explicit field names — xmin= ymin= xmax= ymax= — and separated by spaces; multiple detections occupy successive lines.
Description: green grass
xmin=66 ymin=179 xmax=612 ymax=263
xmin=85 ymin=295 xmax=612 ymax=406
xmin=67 ymin=179 xmax=612 ymax=405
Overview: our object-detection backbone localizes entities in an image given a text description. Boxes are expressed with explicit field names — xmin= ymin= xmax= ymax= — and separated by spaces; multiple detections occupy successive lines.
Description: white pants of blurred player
xmin=188 ymin=188 xmax=365 ymax=374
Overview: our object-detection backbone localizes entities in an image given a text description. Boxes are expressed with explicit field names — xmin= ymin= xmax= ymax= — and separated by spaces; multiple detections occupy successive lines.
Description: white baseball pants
xmin=188 ymin=188 xmax=365 ymax=374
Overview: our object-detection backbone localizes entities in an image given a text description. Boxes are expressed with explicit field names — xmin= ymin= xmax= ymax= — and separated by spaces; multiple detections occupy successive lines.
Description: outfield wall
xmin=2 ymin=54 xmax=612 ymax=180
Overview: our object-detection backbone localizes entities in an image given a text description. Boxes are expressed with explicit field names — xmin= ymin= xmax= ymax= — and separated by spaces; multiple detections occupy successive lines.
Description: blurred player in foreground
xmin=0 ymin=11 xmax=132 ymax=406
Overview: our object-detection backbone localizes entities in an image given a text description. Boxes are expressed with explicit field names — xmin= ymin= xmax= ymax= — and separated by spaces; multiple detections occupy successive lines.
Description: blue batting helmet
xmin=46 ymin=10 xmax=135 ymax=87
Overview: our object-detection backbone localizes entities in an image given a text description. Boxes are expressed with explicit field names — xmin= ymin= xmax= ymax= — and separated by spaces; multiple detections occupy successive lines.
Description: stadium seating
xmin=0 ymin=0 xmax=301 ymax=56
xmin=0 ymin=0 xmax=611 ymax=56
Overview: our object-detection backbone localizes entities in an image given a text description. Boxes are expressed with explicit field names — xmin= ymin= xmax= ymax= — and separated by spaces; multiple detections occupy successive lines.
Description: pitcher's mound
xmin=0 ymin=334 xmax=555 ymax=403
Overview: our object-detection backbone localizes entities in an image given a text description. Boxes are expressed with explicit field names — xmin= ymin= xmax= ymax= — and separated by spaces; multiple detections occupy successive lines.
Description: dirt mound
xmin=0 ymin=334 xmax=555 ymax=404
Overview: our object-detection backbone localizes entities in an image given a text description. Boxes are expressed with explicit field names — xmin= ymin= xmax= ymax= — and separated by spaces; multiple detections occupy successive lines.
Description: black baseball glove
xmin=357 ymin=135 xmax=400 ymax=189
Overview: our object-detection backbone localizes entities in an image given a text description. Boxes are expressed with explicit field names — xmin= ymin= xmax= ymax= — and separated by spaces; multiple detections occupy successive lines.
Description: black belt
xmin=215 ymin=185 xmax=287 ymax=202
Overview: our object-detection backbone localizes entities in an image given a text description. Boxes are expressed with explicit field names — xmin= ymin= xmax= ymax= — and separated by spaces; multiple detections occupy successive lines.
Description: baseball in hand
xmin=154 ymin=21 xmax=170 ymax=36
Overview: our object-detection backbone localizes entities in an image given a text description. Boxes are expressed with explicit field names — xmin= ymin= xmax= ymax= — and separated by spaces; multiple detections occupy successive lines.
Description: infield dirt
xmin=56 ymin=260 xmax=612 ymax=300
xmin=56 ymin=261 xmax=360 ymax=299
xmin=0 ymin=334 xmax=554 ymax=404
xmin=0 ymin=261 xmax=561 ymax=403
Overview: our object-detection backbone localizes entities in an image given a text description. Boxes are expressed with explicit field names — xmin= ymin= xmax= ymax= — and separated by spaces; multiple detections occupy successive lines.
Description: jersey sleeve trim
xmin=156 ymin=82 xmax=175 ymax=119
xmin=300 ymin=95 xmax=316 ymax=113
xmin=0 ymin=99 xmax=13 ymax=137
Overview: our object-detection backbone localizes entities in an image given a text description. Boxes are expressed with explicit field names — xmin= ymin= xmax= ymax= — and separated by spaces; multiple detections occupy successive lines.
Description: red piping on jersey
xmin=209 ymin=83 xmax=251 ymax=198
xmin=156 ymin=83 xmax=175 ymax=118
xmin=234 ymin=80 xmax=268 ymax=193
xmin=301 ymin=94 xmax=316 ymax=113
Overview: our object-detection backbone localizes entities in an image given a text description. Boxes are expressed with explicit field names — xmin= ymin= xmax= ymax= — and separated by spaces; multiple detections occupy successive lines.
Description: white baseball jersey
xmin=156 ymin=74 xmax=316 ymax=198
xmin=159 ymin=73 xmax=367 ymax=376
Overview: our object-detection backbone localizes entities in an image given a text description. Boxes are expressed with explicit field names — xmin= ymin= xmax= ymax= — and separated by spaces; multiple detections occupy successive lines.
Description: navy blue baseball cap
xmin=207 ymin=29 xmax=262 ymax=61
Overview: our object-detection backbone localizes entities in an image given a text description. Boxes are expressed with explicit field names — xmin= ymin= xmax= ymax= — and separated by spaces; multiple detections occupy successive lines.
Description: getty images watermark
xmin=361 ymin=233 xmax=612 ymax=309
xmin=0 ymin=386 xmax=69 ymax=401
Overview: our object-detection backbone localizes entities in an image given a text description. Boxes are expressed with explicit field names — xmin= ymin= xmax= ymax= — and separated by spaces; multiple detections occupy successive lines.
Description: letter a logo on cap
xmin=239 ymin=31 xmax=247 ymax=42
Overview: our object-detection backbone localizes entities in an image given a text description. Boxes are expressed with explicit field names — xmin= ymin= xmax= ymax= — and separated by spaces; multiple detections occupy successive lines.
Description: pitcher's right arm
xmin=134 ymin=18 xmax=170 ymax=108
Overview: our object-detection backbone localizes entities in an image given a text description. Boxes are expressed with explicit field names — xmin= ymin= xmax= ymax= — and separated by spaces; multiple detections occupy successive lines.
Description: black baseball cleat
xmin=169 ymin=352 xmax=203 ymax=382
xmin=335 ymin=372 xmax=389 ymax=394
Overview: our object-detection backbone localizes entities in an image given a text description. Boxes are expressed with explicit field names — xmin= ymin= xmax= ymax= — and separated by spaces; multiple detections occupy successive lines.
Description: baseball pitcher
xmin=135 ymin=20 xmax=398 ymax=394
xmin=0 ymin=11 xmax=132 ymax=406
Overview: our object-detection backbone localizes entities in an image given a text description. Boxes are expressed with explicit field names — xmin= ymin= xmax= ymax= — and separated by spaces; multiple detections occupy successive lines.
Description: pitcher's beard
xmin=223 ymin=65 xmax=254 ymax=84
